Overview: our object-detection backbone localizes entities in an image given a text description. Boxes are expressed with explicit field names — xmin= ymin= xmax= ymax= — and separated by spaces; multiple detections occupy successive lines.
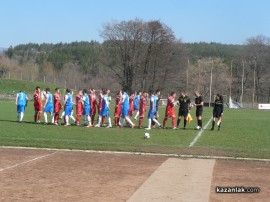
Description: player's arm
xmin=15 ymin=94 xmax=18 ymax=105
xmin=44 ymin=94 xmax=48 ymax=107
xmin=195 ymin=101 xmax=203 ymax=107
xmin=172 ymin=99 xmax=178 ymax=106
xmin=188 ymin=98 xmax=191 ymax=110
xmin=221 ymin=101 xmax=224 ymax=114
xmin=64 ymin=95 xmax=67 ymax=107
xmin=151 ymin=99 xmax=154 ymax=113
xmin=26 ymin=95 xmax=28 ymax=106
xmin=120 ymin=95 xmax=125 ymax=104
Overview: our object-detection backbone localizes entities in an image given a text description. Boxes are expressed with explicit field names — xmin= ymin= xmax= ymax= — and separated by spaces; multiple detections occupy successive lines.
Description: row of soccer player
xmin=16 ymin=86 xmax=224 ymax=130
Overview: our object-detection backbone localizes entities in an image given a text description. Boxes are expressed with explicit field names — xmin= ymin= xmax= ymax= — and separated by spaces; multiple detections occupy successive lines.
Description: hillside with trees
xmin=1 ymin=19 xmax=270 ymax=105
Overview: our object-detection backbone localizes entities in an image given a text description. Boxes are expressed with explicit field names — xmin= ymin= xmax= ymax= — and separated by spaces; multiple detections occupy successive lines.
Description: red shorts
xmin=54 ymin=103 xmax=61 ymax=113
xmin=34 ymin=104 xmax=42 ymax=112
xmin=114 ymin=106 xmax=122 ymax=118
xmin=91 ymin=107 xmax=96 ymax=115
xmin=128 ymin=109 xmax=134 ymax=117
xmin=165 ymin=109 xmax=175 ymax=118
xmin=139 ymin=108 xmax=146 ymax=117
xmin=77 ymin=105 xmax=83 ymax=115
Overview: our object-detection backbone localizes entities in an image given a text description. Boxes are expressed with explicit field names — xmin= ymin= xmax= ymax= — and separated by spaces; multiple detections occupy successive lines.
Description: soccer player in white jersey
xmin=145 ymin=90 xmax=162 ymax=130
xmin=95 ymin=89 xmax=112 ymax=128
xmin=82 ymin=89 xmax=92 ymax=127
xmin=16 ymin=90 xmax=28 ymax=122
xmin=63 ymin=88 xmax=73 ymax=126
xmin=118 ymin=88 xmax=135 ymax=128
xmin=43 ymin=88 xmax=54 ymax=124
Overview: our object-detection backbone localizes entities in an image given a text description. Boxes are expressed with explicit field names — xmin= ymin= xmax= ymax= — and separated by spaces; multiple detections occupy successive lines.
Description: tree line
xmin=1 ymin=19 xmax=270 ymax=104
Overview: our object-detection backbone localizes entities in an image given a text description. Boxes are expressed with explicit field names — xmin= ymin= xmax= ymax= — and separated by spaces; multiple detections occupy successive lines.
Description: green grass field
xmin=0 ymin=78 xmax=64 ymax=95
xmin=0 ymin=99 xmax=270 ymax=159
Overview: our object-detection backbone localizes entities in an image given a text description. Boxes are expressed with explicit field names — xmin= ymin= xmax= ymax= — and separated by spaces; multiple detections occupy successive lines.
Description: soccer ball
xmin=196 ymin=126 xmax=201 ymax=130
xmin=144 ymin=133 xmax=150 ymax=139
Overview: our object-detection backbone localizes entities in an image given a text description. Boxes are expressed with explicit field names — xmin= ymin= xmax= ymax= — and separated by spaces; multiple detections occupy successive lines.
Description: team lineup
xmin=15 ymin=86 xmax=224 ymax=131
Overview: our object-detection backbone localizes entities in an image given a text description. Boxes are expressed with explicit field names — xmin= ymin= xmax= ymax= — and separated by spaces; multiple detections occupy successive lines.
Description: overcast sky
xmin=1 ymin=0 xmax=270 ymax=47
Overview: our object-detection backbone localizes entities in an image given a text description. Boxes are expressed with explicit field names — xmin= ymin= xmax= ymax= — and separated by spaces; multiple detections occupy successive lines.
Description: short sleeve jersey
xmin=195 ymin=96 xmax=203 ymax=109
xmin=178 ymin=95 xmax=190 ymax=111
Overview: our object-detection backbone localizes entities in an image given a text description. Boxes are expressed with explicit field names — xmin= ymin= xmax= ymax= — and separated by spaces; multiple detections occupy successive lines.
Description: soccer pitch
xmin=0 ymin=100 xmax=270 ymax=159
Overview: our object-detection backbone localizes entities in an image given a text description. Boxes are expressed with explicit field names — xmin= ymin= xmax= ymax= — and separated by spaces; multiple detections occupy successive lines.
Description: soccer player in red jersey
xmin=75 ymin=90 xmax=83 ymax=125
xmin=138 ymin=91 xmax=147 ymax=128
xmin=53 ymin=88 xmax=61 ymax=125
xmin=97 ymin=89 xmax=105 ymax=125
xmin=163 ymin=92 xmax=178 ymax=129
xmin=128 ymin=92 xmax=135 ymax=117
xmin=114 ymin=91 xmax=122 ymax=125
xmin=33 ymin=86 xmax=42 ymax=123
xmin=89 ymin=88 xmax=97 ymax=125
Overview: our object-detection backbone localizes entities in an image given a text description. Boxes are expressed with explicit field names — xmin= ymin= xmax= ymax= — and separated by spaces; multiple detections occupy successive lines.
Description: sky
xmin=1 ymin=0 xmax=270 ymax=47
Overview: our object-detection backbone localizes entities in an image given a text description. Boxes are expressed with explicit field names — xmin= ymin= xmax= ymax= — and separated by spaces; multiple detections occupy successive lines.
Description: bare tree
xmin=100 ymin=19 xmax=186 ymax=93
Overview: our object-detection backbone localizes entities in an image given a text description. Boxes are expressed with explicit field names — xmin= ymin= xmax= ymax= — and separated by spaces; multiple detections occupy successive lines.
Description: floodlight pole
xmin=229 ymin=59 xmax=233 ymax=98
xmin=252 ymin=57 xmax=257 ymax=109
xmin=186 ymin=59 xmax=189 ymax=92
xmin=209 ymin=60 xmax=213 ymax=107
xmin=197 ymin=58 xmax=201 ymax=91
xmin=240 ymin=60 xmax=245 ymax=108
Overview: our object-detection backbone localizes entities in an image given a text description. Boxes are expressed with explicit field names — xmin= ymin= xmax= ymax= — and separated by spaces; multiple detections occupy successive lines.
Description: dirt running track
xmin=0 ymin=147 xmax=270 ymax=202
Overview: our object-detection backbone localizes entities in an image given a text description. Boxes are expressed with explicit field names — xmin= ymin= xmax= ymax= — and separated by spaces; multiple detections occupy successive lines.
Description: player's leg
xmin=20 ymin=112 xmax=24 ymax=122
xmin=217 ymin=115 xmax=222 ymax=131
xmin=125 ymin=116 xmax=135 ymax=128
xmin=177 ymin=109 xmax=182 ymax=128
xmin=37 ymin=111 xmax=42 ymax=122
xmin=16 ymin=105 xmax=20 ymax=122
xmin=118 ymin=116 xmax=125 ymax=127
xmin=106 ymin=115 xmax=112 ymax=128
xmin=134 ymin=110 xmax=139 ymax=120
xmin=18 ymin=105 xmax=24 ymax=122
xmin=43 ymin=112 xmax=48 ymax=124
xmin=54 ymin=112 xmax=59 ymax=125
xmin=50 ymin=107 xmax=54 ymax=124
xmin=95 ymin=115 xmax=102 ymax=127
xmin=91 ymin=114 xmax=95 ymax=125
xmin=64 ymin=115 xmax=69 ymax=126
xmin=139 ymin=117 xmax=143 ymax=128
xmin=177 ymin=116 xmax=182 ymax=128
xmin=152 ymin=118 xmax=161 ymax=127
xmin=172 ymin=116 xmax=176 ymax=129
xmin=163 ymin=117 xmax=168 ymax=128
xmin=183 ymin=111 xmax=188 ymax=129
xmin=86 ymin=115 xmax=92 ymax=127
xmin=60 ymin=111 xmax=65 ymax=119
xmin=211 ymin=116 xmax=216 ymax=130
xmin=64 ymin=107 xmax=71 ymax=126
xmin=145 ymin=118 xmax=152 ymax=130
xmin=34 ymin=110 xmax=38 ymax=122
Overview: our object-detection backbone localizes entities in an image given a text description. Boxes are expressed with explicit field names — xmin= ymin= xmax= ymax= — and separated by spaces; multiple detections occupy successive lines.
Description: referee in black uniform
xmin=177 ymin=91 xmax=191 ymax=129
xmin=194 ymin=91 xmax=203 ymax=130
xmin=211 ymin=94 xmax=224 ymax=131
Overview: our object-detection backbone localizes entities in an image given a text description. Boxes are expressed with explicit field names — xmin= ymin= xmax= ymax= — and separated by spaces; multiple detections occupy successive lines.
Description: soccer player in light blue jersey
xmin=95 ymin=89 xmax=112 ymax=128
xmin=145 ymin=90 xmax=162 ymax=130
xmin=64 ymin=89 xmax=73 ymax=126
xmin=133 ymin=91 xmax=141 ymax=120
xmin=16 ymin=90 xmax=28 ymax=122
xmin=43 ymin=88 xmax=54 ymax=124
xmin=118 ymin=88 xmax=135 ymax=128
xmin=82 ymin=89 xmax=92 ymax=127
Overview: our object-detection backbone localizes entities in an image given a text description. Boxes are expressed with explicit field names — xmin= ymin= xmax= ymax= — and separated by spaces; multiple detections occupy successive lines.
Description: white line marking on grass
xmin=0 ymin=151 xmax=57 ymax=172
xmin=1 ymin=146 xmax=270 ymax=162
xmin=189 ymin=118 xmax=212 ymax=148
